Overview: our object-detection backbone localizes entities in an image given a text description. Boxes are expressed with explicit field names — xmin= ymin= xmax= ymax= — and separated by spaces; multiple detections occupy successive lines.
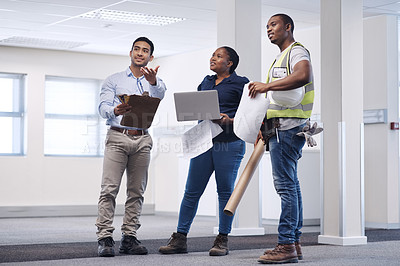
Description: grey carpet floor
xmin=0 ymin=229 xmax=398 ymax=263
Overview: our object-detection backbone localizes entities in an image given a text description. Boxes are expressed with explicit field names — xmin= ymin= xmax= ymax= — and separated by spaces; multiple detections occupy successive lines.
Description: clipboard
xmin=118 ymin=94 xmax=161 ymax=129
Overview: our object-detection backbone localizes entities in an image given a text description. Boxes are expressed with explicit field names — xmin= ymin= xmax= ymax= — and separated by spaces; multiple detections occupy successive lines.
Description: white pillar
xmin=363 ymin=15 xmax=400 ymax=229
xmin=319 ymin=0 xmax=367 ymax=245
xmin=215 ymin=0 xmax=264 ymax=236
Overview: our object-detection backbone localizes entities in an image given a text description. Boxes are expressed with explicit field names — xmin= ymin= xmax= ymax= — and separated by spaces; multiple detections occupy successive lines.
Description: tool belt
xmin=260 ymin=117 xmax=280 ymax=151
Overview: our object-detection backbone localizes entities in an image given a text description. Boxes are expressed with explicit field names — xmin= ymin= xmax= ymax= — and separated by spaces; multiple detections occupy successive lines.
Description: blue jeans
xmin=177 ymin=139 xmax=245 ymax=235
xmin=269 ymin=124 xmax=306 ymax=244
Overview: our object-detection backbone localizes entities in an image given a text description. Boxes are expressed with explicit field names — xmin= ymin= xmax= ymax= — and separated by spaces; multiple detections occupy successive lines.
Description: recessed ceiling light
xmin=0 ymin=37 xmax=87 ymax=49
xmin=80 ymin=9 xmax=186 ymax=26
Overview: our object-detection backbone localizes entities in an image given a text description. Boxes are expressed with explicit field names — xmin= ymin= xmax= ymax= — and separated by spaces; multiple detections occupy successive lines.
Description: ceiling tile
xmin=262 ymin=0 xmax=320 ymax=14
xmin=372 ymin=2 xmax=400 ymax=12
xmin=0 ymin=0 xmax=399 ymax=57
xmin=0 ymin=10 xmax=69 ymax=24
xmin=102 ymin=0 xmax=216 ymax=21
xmin=363 ymin=0 xmax=399 ymax=8
xmin=8 ymin=0 xmax=120 ymax=9
xmin=0 ymin=0 xmax=92 ymax=16
xmin=363 ymin=7 xmax=400 ymax=16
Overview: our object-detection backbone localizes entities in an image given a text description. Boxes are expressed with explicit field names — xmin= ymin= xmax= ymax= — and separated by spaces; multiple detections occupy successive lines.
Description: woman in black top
xmin=159 ymin=46 xmax=249 ymax=256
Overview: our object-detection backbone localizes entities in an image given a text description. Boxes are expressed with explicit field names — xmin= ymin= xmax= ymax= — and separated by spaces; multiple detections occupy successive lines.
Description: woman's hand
xmin=212 ymin=113 xmax=232 ymax=125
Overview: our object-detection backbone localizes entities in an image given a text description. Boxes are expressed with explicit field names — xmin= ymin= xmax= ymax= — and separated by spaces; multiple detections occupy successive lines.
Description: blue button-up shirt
xmin=99 ymin=67 xmax=166 ymax=130
xmin=197 ymin=71 xmax=249 ymax=142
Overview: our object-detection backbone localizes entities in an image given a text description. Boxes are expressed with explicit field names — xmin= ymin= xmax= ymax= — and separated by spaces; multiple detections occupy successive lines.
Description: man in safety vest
xmin=249 ymin=13 xmax=314 ymax=264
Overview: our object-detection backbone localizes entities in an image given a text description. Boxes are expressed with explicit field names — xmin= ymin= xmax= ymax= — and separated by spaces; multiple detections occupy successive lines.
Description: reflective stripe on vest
xmin=266 ymin=42 xmax=314 ymax=119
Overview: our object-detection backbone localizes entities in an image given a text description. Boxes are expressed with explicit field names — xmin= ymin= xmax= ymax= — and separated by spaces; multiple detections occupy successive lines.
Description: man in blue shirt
xmin=96 ymin=37 xmax=166 ymax=257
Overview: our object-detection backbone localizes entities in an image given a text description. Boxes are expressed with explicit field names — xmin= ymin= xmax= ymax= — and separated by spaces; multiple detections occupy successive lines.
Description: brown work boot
xmin=295 ymin=242 xmax=303 ymax=260
xmin=209 ymin=234 xmax=229 ymax=256
xmin=265 ymin=242 xmax=302 ymax=260
xmin=159 ymin=232 xmax=188 ymax=254
xmin=258 ymin=243 xmax=298 ymax=264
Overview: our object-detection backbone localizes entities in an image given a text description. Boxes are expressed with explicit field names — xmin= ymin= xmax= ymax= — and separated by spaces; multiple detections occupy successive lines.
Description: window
xmin=0 ymin=73 xmax=25 ymax=155
xmin=44 ymin=76 xmax=106 ymax=156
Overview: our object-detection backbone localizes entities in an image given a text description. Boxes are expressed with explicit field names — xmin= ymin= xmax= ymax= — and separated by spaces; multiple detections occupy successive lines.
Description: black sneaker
xmin=119 ymin=235 xmax=148 ymax=255
xmin=98 ymin=237 xmax=115 ymax=257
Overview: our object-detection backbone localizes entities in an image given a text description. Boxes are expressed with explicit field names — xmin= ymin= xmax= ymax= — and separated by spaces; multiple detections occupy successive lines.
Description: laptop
xmin=174 ymin=90 xmax=220 ymax=121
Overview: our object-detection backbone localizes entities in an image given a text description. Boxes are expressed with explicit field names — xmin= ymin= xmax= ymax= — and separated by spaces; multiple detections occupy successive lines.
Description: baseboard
xmin=214 ymin=226 xmax=265 ymax=236
xmin=0 ymin=204 xmax=155 ymax=218
xmin=365 ymin=222 xmax=400 ymax=229
xmin=318 ymin=235 xmax=367 ymax=245
xmin=262 ymin=218 xmax=320 ymax=226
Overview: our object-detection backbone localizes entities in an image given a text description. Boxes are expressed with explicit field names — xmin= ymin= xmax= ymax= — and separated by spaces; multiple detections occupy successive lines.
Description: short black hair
xmin=131 ymin=37 xmax=154 ymax=55
xmin=272 ymin=13 xmax=294 ymax=33
xmin=221 ymin=46 xmax=239 ymax=74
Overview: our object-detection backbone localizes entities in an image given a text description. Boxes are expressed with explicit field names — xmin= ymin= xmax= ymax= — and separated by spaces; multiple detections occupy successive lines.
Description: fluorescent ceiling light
xmin=80 ymin=9 xmax=186 ymax=26
xmin=0 ymin=37 xmax=87 ymax=49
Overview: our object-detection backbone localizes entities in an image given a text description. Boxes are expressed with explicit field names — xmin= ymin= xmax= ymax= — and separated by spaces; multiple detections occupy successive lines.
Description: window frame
xmin=44 ymin=75 xmax=104 ymax=157
xmin=0 ymin=72 xmax=26 ymax=156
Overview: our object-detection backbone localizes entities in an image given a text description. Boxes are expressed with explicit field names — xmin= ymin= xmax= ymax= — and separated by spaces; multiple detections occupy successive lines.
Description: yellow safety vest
xmin=266 ymin=42 xmax=314 ymax=119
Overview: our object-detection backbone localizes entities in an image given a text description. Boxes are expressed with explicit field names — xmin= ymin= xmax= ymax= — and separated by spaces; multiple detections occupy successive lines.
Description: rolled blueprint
xmin=223 ymin=139 xmax=265 ymax=216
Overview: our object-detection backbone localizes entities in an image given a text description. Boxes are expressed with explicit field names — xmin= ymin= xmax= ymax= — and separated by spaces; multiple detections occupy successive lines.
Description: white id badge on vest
xmin=272 ymin=67 xmax=287 ymax=79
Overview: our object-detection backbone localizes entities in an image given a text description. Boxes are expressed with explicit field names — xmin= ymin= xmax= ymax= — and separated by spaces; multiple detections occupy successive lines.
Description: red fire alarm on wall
xmin=391 ymin=122 xmax=399 ymax=130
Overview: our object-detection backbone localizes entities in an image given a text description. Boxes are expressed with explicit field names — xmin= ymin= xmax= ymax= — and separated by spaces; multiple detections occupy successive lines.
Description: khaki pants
xmin=96 ymin=129 xmax=152 ymax=240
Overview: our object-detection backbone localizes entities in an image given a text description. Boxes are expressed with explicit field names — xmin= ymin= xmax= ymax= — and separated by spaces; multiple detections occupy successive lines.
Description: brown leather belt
xmin=110 ymin=127 xmax=147 ymax=136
